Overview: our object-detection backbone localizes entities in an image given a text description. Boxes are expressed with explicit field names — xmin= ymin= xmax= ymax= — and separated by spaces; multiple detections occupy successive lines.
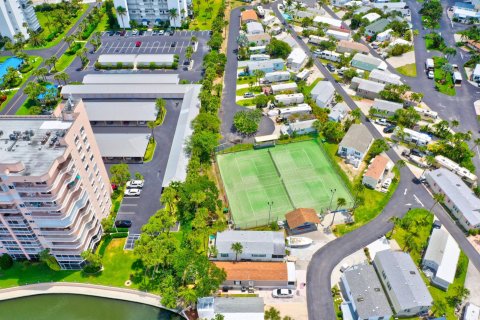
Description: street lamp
xmin=329 ymin=188 xmax=337 ymax=211
xmin=267 ymin=201 xmax=274 ymax=224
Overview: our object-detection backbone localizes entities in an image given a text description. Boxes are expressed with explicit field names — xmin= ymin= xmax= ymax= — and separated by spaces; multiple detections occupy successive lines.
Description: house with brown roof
xmin=362 ymin=155 xmax=393 ymax=189
xmin=467 ymin=40 xmax=480 ymax=53
xmin=213 ymin=261 xmax=296 ymax=290
xmin=336 ymin=40 xmax=369 ymax=55
xmin=285 ymin=208 xmax=321 ymax=234
xmin=241 ymin=9 xmax=259 ymax=24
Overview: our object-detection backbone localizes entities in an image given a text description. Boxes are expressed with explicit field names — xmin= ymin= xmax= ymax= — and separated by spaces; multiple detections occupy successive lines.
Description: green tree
xmin=368 ymin=139 xmax=389 ymax=158
xmin=393 ymin=107 xmax=421 ymax=128
xmin=39 ymin=249 xmax=61 ymax=271
xmin=147 ymin=121 xmax=156 ymax=142
xmin=443 ymin=47 xmax=457 ymax=61
xmin=429 ymin=193 xmax=445 ymax=213
xmin=330 ymin=197 xmax=347 ymax=226
xmin=192 ymin=112 xmax=220 ymax=133
xmin=266 ymin=38 xmax=292 ymax=59
xmin=54 ymin=72 xmax=70 ymax=85
xmin=2 ymin=67 xmax=21 ymax=88
xmin=254 ymin=94 xmax=270 ymax=108
xmin=231 ymin=242 xmax=243 ymax=261
xmin=187 ymin=130 xmax=219 ymax=163
xmin=233 ymin=109 xmax=263 ymax=135
xmin=116 ymin=6 xmax=127 ymax=30
xmin=81 ymin=249 xmax=102 ymax=273
xmin=264 ymin=307 xmax=281 ymax=320
xmin=168 ymin=8 xmax=179 ymax=28
xmin=109 ymin=163 xmax=131 ymax=185
xmin=45 ymin=56 xmax=58 ymax=73
xmin=0 ymin=254 xmax=13 ymax=270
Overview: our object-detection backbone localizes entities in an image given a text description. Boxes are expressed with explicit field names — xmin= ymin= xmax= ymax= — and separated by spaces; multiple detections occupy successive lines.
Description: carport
xmin=84 ymin=101 xmax=158 ymax=126
xmin=95 ymin=133 xmax=150 ymax=163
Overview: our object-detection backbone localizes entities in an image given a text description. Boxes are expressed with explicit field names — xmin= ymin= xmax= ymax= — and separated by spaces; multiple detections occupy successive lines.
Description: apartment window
xmin=83 ymin=136 xmax=88 ymax=144
xmin=90 ymin=154 xmax=94 ymax=162
xmin=74 ymin=135 xmax=80 ymax=145
xmin=80 ymin=126 xmax=85 ymax=136
xmin=220 ymin=253 xmax=229 ymax=257
xmin=382 ymin=270 xmax=386 ymax=279
xmin=386 ymin=282 xmax=391 ymax=290
xmin=86 ymin=145 xmax=91 ymax=153
xmin=251 ymin=254 xmax=266 ymax=257
xmin=233 ymin=281 xmax=241 ymax=285
xmin=85 ymin=164 xmax=90 ymax=172
xmin=81 ymin=155 xmax=86 ymax=163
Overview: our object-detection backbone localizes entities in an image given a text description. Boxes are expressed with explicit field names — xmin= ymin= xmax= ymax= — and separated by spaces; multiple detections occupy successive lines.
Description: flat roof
xmin=215 ymin=297 xmax=264 ymax=314
xmin=83 ymin=74 xmax=179 ymax=85
xmin=61 ymin=84 xmax=191 ymax=99
xmin=94 ymin=133 xmax=150 ymax=158
xmin=84 ymin=101 xmax=157 ymax=122
xmin=136 ymin=54 xmax=175 ymax=64
xmin=98 ymin=54 xmax=136 ymax=63
xmin=0 ymin=118 xmax=70 ymax=176
xmin=423 ymin=227 xmax=460 ymax=284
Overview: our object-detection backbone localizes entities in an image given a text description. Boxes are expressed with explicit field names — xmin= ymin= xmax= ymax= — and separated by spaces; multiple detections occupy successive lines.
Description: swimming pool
xmin=0 ymin=57 xmax=23 ymax=79
xmin=38 ymin=84 xmax=59 ymax=100
xmin=282 ymin=13 xmax=292 ymax=20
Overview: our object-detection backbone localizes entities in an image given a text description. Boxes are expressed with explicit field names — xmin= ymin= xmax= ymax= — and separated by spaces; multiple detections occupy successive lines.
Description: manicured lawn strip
xmin=303 ymin=78 xmax=321 ymax=95
xmin=0 ymin=56 xmax=12 ymax=63
xmin=396 ymin=63 xmax=417 ymax=77
xmin=236 ymin=86 xmax=262 ymax=96
xmin=143 ymin=138 xmax=156 ymax=162
xmin=237 ymin=98 xmax=256 ymax=106
xmin=320 ymin=142 xmax=400 ymax=236
xmin=433 ymin=57 xmax=456 ymax=96
xmin=189 ymin=0 xmax=223 ymax=30
xmin=55 ymin=42 xmax=84 ymax=72
xmin=237 ymin=76 xmax=258 ymax=85
xmin=0 ymin=239 xmax=142 ymax=290
xmin=391 ymin=209 xmax=469 ymax=320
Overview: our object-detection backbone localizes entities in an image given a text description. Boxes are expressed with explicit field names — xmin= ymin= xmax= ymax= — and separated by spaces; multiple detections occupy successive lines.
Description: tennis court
xmin=217 ymin=140 xmax=353 ymax=228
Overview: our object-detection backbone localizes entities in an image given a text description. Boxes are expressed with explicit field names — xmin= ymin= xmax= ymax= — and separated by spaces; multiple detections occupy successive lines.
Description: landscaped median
xmin=433 ymin=57 xmax=456 ymax=96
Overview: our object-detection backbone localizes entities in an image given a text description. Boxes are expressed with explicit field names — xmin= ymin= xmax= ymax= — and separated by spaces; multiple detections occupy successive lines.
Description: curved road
xmin=256 ymin=4 xmax=480 ymax=319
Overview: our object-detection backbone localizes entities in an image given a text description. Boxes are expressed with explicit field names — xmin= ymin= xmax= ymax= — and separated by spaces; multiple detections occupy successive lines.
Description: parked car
xmin=383 ymin=124 xmax=396 ymax=133
xmin=159 ymin=30 xmax=165 ymax=35
xmin=375 ymin=118 xmax=389 ymax=126
xmin=272 ymin=289 xmax=293 ymax=298
xmin=326 ymin=63 xmax=336 ymax=72
xmin=126 ymin=180 xmax=145 ymax=188
xmin=371 ymin=43 xmax=379 ymax=49
xmin=427 ymin=70 xmax=434 ymax=79
xmin=171 ymin=42 xmax=177 ymax=47
xmin=107 ymin=31 xmax=114 ymax=36
xmin=119 ymin=30 xmax=126 ymax=36
xmin=132 ymin=29 xmax=138 ymax=36
xmin=139 ymin=30 xmax=145 ymax=36
xmin=243 ymin=92 xmax=254 ymax=98
xmin=135 ymin=41 xmax=142 ymax=47
xmin=411 ymin=148 xmax=426 ymax=157
xmin=382 ymin=178 xmax=392 ymax=189
xmin=115 ymin=220 xmax=132 ymax=228
xmin=124 ymin=188 xmax=141 ymax=196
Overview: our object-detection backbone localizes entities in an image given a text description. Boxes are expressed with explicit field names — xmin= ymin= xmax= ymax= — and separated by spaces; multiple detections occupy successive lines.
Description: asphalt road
xmin=220 ymin=6 xmax=275 ymax=144
xmin=265 ymin=3 xmax=480 ymax=319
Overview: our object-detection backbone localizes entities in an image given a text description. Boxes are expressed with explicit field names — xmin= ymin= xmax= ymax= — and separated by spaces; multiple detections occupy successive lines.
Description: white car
xmin=375 ymin=118 xmax=389 ymax=126
xmin=158 ymin=30 xmax=165 ymax=35
xmin=427 ymin=70 xmax=434 ymax=79
xmin=272 ymin=289 xmax=294 ymax=298
xmin=124 ymin=188 xmax=141 ymax=196
xmin=126 ymin=180 xmax=144 ymax=188
xmin=132 ymin=29 xmax=138 ymax=35
xmin=382 ymin=178 xmax=392 ymax=189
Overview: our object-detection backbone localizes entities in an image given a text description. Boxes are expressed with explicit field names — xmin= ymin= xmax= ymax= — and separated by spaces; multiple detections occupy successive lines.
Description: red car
xmin=111 ymin=183 xmax=118 ymax=190
xmin=135 ymin=41 xmax=142 ymax=47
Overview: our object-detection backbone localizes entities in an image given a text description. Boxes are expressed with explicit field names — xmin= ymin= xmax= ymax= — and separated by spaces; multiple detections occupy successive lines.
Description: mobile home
xmin=263 ymin=71 xmax=291 ymax=83
xmin=274 ymin=93 xmax=305 ymax=106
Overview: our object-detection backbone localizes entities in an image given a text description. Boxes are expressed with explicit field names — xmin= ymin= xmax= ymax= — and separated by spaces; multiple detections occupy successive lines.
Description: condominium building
xmin=0 ymin=0 xmax=40 ymax=41
xmin=0 ymin=97 xmax=112 ymax=269
xmin=113 ymin=0 xmax=190 ymax=28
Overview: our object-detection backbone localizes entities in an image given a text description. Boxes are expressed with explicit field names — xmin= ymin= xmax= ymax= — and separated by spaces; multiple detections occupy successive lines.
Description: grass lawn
xmin=143 ymin=138 xmax=156 ymax=163
xmin=237 ymin=98 xmax=256 ymax=106
xmin=0 ymin=56 xmax=12 ymax=63
xmin=320 ymin=142 xmax=401 ymax=236
xmin=16 ymin=98 xmax=40 ymax=115
xmin=425 ymin=33 xmax=446 ymax=51
xmin=237 ymin=76 xmax=258 ymax=85
xmin=236 ymin=86 xmax=262 ymax=96
xmin=303 ymin=78 xmax=322 ymax=95
xmin=396 ymin=63 xmax=417 ymax=77
xmin=0 ymin=89 xmax=18 ymax=113
xmin=433 ymin=57 xmax=456 ymax=96
xmin=391 ymin=208 xmax=469 ymax=320
xmin=25 ymin=4 xmax=89 ymax=50
xmin=189 ymin=0 xmax=223 ymax=30
xmin=0 ymin=238 xmax=140 ymax=290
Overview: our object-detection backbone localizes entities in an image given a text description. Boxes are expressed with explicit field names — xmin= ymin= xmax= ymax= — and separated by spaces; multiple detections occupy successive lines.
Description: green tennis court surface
xmin=217 ymin=140 xmax=353 ymax=228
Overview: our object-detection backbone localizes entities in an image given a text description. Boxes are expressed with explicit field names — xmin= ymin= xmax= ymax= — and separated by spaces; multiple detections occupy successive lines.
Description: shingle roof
xmin=241 ymin=9 xmax=259 ymax=22
xmin=285 ymin=208 xmax=320 ymax=229
xmin=336 ymin=40 xmax=369 ymax=53
xmin=366 ymin=18 xmax=390 ymax=33
xmin=343 ymin=264 xmax=393 ymax=319
xmin=310 ymin=81 xmax=335 ymax=100
xmin=374 ymin=251 xmax=433 ymax=311
xmin=339 ymin=124 xmax=374 ymax=154
xmin=427 ymin=168 xmax=480 ymax=226
xmin=372 ymin=99 xmax=403 ymax=113
xmin=213 ymin=261 xmax=288 ymax=281
xmin=364 ymin=155 xmax=390 ymax=180
xmin=215 ymin=230 xmax=285 ymax=256
xmin=423 ymin=228 xmax=460 ymax=285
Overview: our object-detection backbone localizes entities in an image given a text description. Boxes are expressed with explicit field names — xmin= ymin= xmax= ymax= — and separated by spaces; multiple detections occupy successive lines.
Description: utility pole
xmin=329 ymin=188 xmax=336 ymax=211
xmin=267 ymin=201 xmax=274 ymax=225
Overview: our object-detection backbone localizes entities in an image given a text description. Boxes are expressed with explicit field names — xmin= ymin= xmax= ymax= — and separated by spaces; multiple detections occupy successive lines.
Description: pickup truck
xmin=375 ymin=118 xmax=389 ymax=126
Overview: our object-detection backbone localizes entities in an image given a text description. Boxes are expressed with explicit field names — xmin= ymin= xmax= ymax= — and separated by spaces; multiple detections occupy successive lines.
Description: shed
xmin=136 ymin=54 xmax=175 ymax=67
xmin=97 ymin=54 xmax=136 ymax=66
xmin=197 ymin=297 xmax=264 ymax=320
xmin=285 ymin=208 xmax=321 ymax=234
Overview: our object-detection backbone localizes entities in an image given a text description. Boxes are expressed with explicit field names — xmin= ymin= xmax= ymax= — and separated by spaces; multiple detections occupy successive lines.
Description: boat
xmin=287 ymin=236 xmax=313 ymax=248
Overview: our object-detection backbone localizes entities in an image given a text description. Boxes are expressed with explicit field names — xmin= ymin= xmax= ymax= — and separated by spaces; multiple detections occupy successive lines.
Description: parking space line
xmin=121 ymin=204 xmax=138 ymax=207
xmin=118 ymin=211 xmax=136 ymax=215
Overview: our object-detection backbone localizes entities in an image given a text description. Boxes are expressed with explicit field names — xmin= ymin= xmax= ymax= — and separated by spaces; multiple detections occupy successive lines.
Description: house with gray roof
xmin=422 ymin=227 xmax=460 ymax=291
xmin=338 ymin=124 xmax=374 ymax=166
xmin=426 ymin=168 xmax=480 ymax=230
xmin=341 ymin=264 xmax=393 ymax=320
xmin=371 ymin=99 xmax=403 ymax=118
xmin=350 ymin=77 xmax=386 ymax=100
xmin=365 ymin=18 xmax=390 ymax=36
xmin=351 ymin=54 xmax=387 ymax=72
xmin=84 ymin=101 xmax=158 ymax=126
xmin=374 ymin=250 xmax=433 ymax=317
xmin=246 ymin=21 xmax=265 ymax=34
xmin=329 ymin=102 xmax=349 ymax=122
xmin=311 ymin=81 xmax=335 ymax=107
xmin=197 ymin=297 xmax=264 ymax=320
xmin=213 ymin=230 xmax=286 ymax=261
xmin=369 ymin=69 xmax=402 ymax=86
xmin=245 ymin=58 xmax=285 ymax=74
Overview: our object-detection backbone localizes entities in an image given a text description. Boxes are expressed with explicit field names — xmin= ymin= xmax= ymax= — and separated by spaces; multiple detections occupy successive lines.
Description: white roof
xmin=287 ymin=262 xmax=296 ymax=282
xmin=366 ymin=236 xmax=391 ymax=260
xmin=83 ymin=74 xmax=179 ymax=84
xmin=427 ymin=168 xmax=480 ymax=227
xmin=246 ymin=21 xmax=264 ymax=34
xmin=271 ymin=82 xmax=298 ymax=92
xmin=473 ymin=64 xmax=480 ymax=76
xmin=95 ymin=133 xmax=150 ymax=158
xmin=136 ymin=54 xmax=175 ymax=64
xmin=463 ymin=303 xmax=480 ymax=320
xmin=313 ymin=15 xmax=342 ymax=28
xmin=98 ymin=54 xmax=136 ymax=64
xmin=84 ymin=101 xmax=157 ymax=122
xmin=423 ymin=227 xmax=460 ymax=285
xmin=364 ymin=12 xmax=381 ymax=22
xmin=289 ymin=119 xmax=316 ymax=131
xmin=402 ymin=127 xmax=432 ymax=142
xmin=287 ymin=48 xmax=307 ymax=64
xmin=254 ymin=134 xmax=279 ymax=143
xmin=310 ymin=81 xmax=335 ymax=100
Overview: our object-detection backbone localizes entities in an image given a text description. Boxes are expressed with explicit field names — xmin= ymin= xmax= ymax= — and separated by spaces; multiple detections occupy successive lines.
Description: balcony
xmin=49 ymin=223 xmax=101 ymax=250
xmin=14 ymin=161 xmax=75 ymax=192
xmin=33 ymin=192 xmax=89 ymax=228
xmin=0 ymin=208 xmax=19 ymax=214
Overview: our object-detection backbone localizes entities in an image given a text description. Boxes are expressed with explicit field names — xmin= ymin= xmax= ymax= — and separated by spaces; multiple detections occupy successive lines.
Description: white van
xmin=256 ymin=6 xmax=265 ymax=17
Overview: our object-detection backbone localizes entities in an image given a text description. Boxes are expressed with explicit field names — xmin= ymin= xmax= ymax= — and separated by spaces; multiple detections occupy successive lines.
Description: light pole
xmin=329 ymin=188 xmax=337 ymax=211
xmin=267 ymin=201 xmax=274 ymax=225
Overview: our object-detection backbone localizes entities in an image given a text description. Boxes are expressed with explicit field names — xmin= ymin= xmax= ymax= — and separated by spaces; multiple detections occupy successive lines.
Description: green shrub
xmin=45 ymin=255 xmax=61 ymax=271
xmin=0 ymin=254 xmax=13 ymax=270
xmin=111 ymin=232 xmax=129 ymax=238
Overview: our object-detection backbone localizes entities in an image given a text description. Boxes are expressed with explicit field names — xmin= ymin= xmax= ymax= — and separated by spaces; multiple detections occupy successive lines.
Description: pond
xmin=0 ymin=294 xmax=183 ymax=320
xmin=0 ymin=57 xmax=23 ymax=79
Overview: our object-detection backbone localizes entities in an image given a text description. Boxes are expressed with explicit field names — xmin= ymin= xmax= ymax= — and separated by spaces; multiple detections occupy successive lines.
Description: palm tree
xmin=168 ymin=8 xmax=179 ymax=29
xmin=253 ymin=69 xmax=265 ymax=86
xmin=64 ymin=34 xmax=75 ymax=50
xmin=33 ymin=67 xmax=48 ymax=82
xmin=443 ymin=47 xmax=457 ymax=61
xmin=388 ymin=216 xmax=401 ymax=238
xmin=396 ymin=159 xmax=406 ymax=169
xmin=430 ymin=193 xmax=445 ymax=213
xmin=54 ymin=72 xmax=70 ymax=85
xmin=231 ymin=242 xmax=243 ymax=262
xmin=147 ymin=121 xmax=156 ymax=142
xmin=45 ymin=56 xmax=58 ymax=73
xmin=402 ymin=233 xmax=418 ymax=252
xmin=330 ymin=197 xmax=347 ymax=226
xmin=116 ymin=6 xmax=127 ymax=31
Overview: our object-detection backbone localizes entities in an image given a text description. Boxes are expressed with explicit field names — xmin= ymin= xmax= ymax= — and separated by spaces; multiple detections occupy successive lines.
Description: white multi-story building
xmin=0 ymin=0 xmax=40 ymax=41
xmin=113 ymin=0 xmax=190 ymax=28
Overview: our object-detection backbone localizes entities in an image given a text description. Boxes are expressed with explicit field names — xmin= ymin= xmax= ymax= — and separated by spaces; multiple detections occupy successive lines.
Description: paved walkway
xmin=0 ymin=282 xmax=184 ymax=317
